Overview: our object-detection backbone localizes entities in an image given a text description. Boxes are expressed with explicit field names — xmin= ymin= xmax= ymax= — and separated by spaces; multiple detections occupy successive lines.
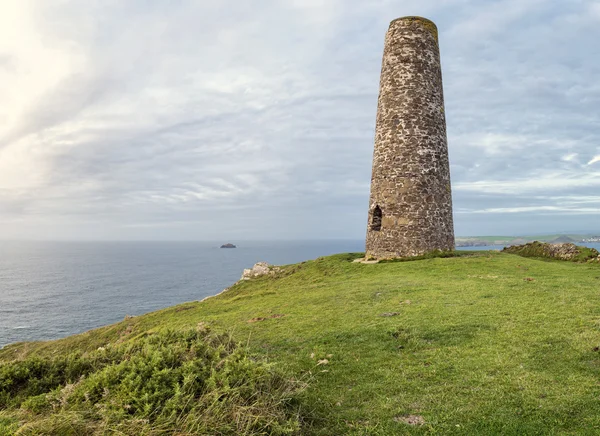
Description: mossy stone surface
xmin=390 ymin=16 xmax=439 ymax=42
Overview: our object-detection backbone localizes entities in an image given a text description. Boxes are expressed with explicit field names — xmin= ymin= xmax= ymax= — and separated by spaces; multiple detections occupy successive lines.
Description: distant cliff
xmin=456 ymin=234 xmax=596 ymax=247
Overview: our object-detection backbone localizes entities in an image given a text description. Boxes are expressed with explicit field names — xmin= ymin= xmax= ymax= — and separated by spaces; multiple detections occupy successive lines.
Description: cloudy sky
xmin=1 ymin=0 xmax=599 ymax=241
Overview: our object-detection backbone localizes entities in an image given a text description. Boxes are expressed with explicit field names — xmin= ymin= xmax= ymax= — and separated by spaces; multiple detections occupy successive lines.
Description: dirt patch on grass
xmin=394 ymin=415 xmax=425 ymax=425
xmin=248 ymin=314 xmax=286 ymax=323
xmin=248 ymin=317 xmax=267 ymax=323
xmin=115 ymin=324 xmax=135 ymax=343
xmin=175 ymin=305 xmax=194 ymax=312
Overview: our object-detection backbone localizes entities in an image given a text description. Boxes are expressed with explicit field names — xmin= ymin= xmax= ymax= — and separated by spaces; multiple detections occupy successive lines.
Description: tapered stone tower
xmin=366 ymin=16 xmax=454 ymax=258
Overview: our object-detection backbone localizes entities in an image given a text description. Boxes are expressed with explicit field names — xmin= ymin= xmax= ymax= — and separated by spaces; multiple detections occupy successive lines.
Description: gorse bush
xmin=0 ymin=352 xmax=110 ymax=409
xmin=503 ymin=241 xmax=600 ymax=263
xmin=0 ymin=328 xmax=304 ymax=435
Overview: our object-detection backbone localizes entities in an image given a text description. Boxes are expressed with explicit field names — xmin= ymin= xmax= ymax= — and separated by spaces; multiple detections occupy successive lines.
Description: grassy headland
xmin=455 ymin=234 xmax=598 ymax=247
xmin=2 ymin=251 xmax=600 ymax=434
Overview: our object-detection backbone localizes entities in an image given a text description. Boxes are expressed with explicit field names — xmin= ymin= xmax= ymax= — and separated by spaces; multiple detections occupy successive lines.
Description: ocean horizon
xmin=0 ymin=240 xmax=366 ymax=348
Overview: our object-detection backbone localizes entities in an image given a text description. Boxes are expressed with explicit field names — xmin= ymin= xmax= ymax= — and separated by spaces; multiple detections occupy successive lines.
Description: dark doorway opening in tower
xmin=371 ymin=206 xmax=382 ymax=231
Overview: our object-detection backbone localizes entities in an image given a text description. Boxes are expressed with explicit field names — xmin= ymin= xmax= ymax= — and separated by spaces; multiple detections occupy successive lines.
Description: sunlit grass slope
xmin=2 ymin=251 xmax=600 ymax=435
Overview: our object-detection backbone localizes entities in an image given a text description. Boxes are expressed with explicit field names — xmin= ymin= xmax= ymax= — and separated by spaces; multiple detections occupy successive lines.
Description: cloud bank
xmin=1 ymin=0 xmax=599 ymax=239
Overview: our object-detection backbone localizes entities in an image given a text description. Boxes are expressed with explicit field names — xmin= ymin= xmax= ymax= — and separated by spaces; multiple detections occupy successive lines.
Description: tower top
xmin=388 ymin=16 xmax=438 ymax=42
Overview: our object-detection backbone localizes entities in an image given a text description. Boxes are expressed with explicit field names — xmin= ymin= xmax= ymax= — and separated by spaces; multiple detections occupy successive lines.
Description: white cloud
xmin=589 ymin=2 xmax=600 ymax=19
xmin=462 ymin=205 xmax=600 ymax=214
xmin=450 ymin=132 xmax=578 ymax=156
xmin=0 ymin=1 xmax=85 ymax=140
xmin=454 ymin=172 xmax=600 ymax=194
xmin=447 ymin=0 xmax=545 ymax=39
xmin=587 ymin=155 xmax=600 ymax=165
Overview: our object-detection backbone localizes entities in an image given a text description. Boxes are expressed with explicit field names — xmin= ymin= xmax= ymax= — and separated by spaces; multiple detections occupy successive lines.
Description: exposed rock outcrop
xmin=503 ymin=241 xmax=600 ymax=263
xmin=241 ymin=262 xmax=281 ymax=280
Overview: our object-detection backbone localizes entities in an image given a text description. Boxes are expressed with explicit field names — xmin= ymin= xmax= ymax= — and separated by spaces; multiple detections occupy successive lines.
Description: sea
xmin=1 ymin=240 xmax=599 ymax=348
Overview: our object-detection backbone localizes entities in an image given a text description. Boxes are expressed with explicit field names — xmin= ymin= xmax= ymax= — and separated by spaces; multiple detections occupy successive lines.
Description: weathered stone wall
xmin=366 ymin=16 xmax=454 ymax=258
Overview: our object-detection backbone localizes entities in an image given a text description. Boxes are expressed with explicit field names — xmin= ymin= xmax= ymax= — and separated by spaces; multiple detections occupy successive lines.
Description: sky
xmin=1 ymin=0 xmax=599 ymax=241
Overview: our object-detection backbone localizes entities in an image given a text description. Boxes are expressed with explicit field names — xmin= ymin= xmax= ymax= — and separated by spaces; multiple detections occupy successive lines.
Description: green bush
xmin=502 ymin=241 xmax=599 ymax=262
xmin=0 ymin=414 xmax=19 ymax=435
xmin=21 ymin=394 xmax=51 ymax=414
xmin=0 ymin=328 xmax=304 ymax=435
xmin=0 ymin=346 xmax=121 ymax=409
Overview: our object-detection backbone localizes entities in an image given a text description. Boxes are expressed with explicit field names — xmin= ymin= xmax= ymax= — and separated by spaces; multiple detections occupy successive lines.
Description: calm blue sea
xmin=0 ymin=240 xmax=364 ymax=348
xmin=1 ymin=240 xmax=598 ymax=348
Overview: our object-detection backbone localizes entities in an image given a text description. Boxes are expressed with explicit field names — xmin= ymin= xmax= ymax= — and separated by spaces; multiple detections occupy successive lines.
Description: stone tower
xmin=366 ymin=16 xmax=454 ymax=258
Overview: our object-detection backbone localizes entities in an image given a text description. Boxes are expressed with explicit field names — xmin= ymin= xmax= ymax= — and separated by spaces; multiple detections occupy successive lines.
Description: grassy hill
xmin=2 ymin=251 xmax=600 ymax=434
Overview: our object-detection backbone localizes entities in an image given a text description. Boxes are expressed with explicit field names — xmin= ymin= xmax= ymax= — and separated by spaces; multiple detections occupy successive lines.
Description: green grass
xmin=2 ymin=251 xmax=600 ymax=434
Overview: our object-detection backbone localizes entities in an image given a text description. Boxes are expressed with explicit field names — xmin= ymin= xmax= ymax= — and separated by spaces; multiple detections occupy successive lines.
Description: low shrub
xmin=0 ymin=328 xmax=304 ymax=435
xmin=0 ymin=414 xmax=19 ymax=435
xmin=502 ymin=241 xmax=600 ymax=263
